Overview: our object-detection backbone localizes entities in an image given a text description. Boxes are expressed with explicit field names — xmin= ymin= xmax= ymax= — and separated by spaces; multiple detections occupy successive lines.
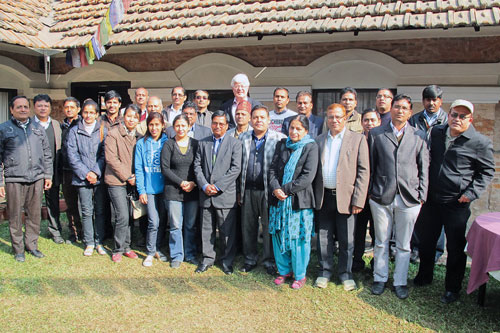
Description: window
xmin=313 ymin=89 xmax=395 ymax=117
xmin=0 ymin=89 xmax=18 ymax=123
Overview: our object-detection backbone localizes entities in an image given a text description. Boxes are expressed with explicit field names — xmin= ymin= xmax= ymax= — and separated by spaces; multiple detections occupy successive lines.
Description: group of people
xmin=0 ymin=73 xmax=495 ymax=304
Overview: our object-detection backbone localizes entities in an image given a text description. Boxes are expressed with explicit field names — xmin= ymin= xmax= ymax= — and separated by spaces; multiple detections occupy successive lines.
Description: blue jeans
xmin=78 ymin=184 xmax=106 ymax=246
xmin=146 ymin=194 xmax=166 ymax=256
xmin=108 ymin=185 xmax=132 ymax=254
xmin=165 ymin=200 xmax=198 ymax=262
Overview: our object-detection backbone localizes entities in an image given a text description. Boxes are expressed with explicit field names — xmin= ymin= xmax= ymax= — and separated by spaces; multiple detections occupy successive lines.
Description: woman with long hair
xmin=104 ymin=104 xmax=142 ymax=262
xmin=161 ymin=114 xmax=199 ymax=268
xmin=135 ymin=112 xmax=168 ymax=267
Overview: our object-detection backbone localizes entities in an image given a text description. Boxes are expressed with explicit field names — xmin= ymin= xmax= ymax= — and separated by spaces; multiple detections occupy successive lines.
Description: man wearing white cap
xmin=221 ymin=73 xmax=262 ymax=128
xmin=413 ymin=99 xmax=495 ymax=304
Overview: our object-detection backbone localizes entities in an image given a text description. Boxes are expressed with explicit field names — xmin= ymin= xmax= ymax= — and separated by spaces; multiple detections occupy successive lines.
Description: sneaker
xmin=171 ymin=261 xmax=181 ymax=269
xmin=274 ymin=272 xmax=293 ymax=286
xmin=112 ymin=253 xmax=122 ymax=263
xmin=83 ymin=245 xmax=95 ymax=256
xmin=96 ymin=245 xmax=107 ymax=255
xmin=314 ymin=277 xmax=329 ymax=289
xmin=155 ymin=251 xmax=168 ymax=262
xmin=143 ymin=255 xmax=154 ymax=267
xmin=342 ymin=279 xmax=357 ymax=291
xmin=291 ymin=278 xmax=307 ymax=290
xmin=123 ymin=251 xmax=138 ymax=259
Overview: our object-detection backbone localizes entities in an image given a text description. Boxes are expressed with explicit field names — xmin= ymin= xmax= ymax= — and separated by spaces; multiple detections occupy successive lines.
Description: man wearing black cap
xmin=413 ymin=99 xmax=495 ymax=304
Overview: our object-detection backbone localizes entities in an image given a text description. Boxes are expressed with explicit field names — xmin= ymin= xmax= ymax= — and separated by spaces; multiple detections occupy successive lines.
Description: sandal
xmin=291 ymin=278 xmax=307 ymax=290
xmin=274 ymin=272 xmax=293 ymax=285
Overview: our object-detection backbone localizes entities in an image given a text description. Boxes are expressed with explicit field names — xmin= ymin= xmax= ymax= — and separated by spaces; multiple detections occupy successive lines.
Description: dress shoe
xmin=53 ymin=236 xmax=64 ymax=244
xmin=371 ymin=282 xmax=386 ymax=295
xmin=195 ymin=264 xmax=212 ymax=273
xmin=28 ymin=250 xmax=45 ymax=258
xmin=343 ymin=279 xmax=357 ymax=291
xmin=14 ymin=253 xmax=25 ymax=262
xmin=314 ymin=277 xmax=329 ymax=289
xmin=222 ymin=264 xmax=233 ymax=275
xmin=394 ymin=285 xmax=409 ymax=299
xmin=441 ymin=291 xmax=460 ymax=304
xmin=413 ymin=276 xmax=432 ymax=287
xmin=266 ymin=266 xmax=277 ymax=276
xmin=239 ymin=264 xmax=256 ymax=273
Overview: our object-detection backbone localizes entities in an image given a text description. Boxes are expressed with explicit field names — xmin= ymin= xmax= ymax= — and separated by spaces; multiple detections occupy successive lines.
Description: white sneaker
xmin=143 ymin=255 xmax=154 ymax=267
xmin=155 ymin=251 xmax=168 ymax=262
xmin=83 ymin=245 xmax=94 ymax=256
xmin=96 ymin=245 xmax=107 ymax=255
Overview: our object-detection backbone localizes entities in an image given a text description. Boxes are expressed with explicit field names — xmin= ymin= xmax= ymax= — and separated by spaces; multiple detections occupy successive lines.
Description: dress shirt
xmin=390 ymin=121 xmax=408 ymax=139
xmin=202 ymin=134 xmax=226 ymax=192
xmin=322 ymin=127 xmax=346 ymax=189
xmin=445 ymin=127 xmax=459 ymax=150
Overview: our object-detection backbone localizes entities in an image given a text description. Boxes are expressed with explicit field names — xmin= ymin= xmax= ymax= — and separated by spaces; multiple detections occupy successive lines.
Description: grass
xmin=0 ymin=219 xmax=499 ymax=332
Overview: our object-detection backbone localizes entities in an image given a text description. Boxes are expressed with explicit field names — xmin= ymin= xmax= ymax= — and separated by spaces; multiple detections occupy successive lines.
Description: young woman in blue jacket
xmin=135 ymin=112 xmax=168 ymax=267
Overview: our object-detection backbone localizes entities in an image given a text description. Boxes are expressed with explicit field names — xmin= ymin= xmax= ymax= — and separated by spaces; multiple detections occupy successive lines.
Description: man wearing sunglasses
xmin=414 ymin=99 xmax=495 ymax=304
xmin=194 ymin=90 xmax=213 ymax=127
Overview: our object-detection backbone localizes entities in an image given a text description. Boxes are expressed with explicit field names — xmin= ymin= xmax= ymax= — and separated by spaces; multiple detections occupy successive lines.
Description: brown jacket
xmin=315 ymin=129 xmax=370 ymax=214
xmin=104 ymin=125 xmax=141 ymax=186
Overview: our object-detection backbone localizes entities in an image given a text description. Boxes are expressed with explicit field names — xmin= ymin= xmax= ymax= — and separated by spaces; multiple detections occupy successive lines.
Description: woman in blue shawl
xmin=269 ymin=115 xmax=319 ymax=289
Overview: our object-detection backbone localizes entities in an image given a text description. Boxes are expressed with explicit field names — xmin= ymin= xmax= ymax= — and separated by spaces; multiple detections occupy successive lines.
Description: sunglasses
xmin=449 ymin=112 xmax=471 ymax=120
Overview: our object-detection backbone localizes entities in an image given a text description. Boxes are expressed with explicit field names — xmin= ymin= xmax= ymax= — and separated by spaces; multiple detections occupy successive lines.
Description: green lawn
xmin=0 ymin=220 xmax=498 ymax=332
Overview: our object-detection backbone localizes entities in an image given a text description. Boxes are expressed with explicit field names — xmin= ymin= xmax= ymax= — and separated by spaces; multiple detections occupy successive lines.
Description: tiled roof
xmin=1 ymin=0 xmax=500 ymax=50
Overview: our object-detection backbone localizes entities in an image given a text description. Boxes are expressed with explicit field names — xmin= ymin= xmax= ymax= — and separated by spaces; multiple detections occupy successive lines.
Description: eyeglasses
xmin=327 ymin=115 xmax=345 ymax=120
xmin=172 ymin=93 xmax=185 ymax=97
xmin=449 ymin=112 xmax=471 ymax=120
xmin=376 ymin=94 xmax=393 ymax=100
xmin=195 ymin=96 xmax=208 ymax=100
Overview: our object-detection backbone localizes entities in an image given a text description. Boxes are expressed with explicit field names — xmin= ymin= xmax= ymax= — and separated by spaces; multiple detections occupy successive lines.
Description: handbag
xmin=128 ymin=188 xmax=147 ymax=219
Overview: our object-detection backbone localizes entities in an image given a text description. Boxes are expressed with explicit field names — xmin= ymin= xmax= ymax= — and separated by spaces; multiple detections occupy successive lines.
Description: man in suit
xmin=282 ymin=91 xmax=323 ymax=138
xmin=368 ymin=94 xmax=429 ymax=299
xmin=221 ymin=73 xmax=261 ymax=128
xmin=162 ymin=86 xmax=186 ymax=123
xmin=165 ymin=101 xmax=211 ymax=140
xmin=193 ymin=110 xmax=242 ymax=274
xmin=32 ymin=94 xmax=64 ymax=244
xmin=238 ymin=105 xmax=286 ymax=275
xmin=414 ymin=99 xmax=495 ymax=304
xmin=314 ymin=104 xmax=370 ymax=290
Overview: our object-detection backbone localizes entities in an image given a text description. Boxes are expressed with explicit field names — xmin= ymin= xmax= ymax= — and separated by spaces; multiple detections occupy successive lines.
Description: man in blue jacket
xmin=0 ymin=96 xmax=53 ymax=262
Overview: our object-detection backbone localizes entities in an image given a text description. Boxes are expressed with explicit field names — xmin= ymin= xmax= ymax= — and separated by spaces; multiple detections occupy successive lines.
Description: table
xmin=466 ymin=212 xmax=500 ymax=305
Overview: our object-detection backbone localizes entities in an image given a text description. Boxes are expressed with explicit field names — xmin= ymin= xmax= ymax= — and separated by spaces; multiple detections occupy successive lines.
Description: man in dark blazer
xmin=414 ymin=99 xmax=495 ymax=304
xmin=314 ymin=103 xmax=370 ymax=291
xmin=32 ymin=94 xmax=64 ymax=244
xmin=221 ymin=73 xmax=261 ymax=128
xmin=165 ymin=101 xmax=211 ymax=140
xmin=282 ymin=91 xmax=323 ymax=138
xmin=193 ymin=110 xmax=242 ymax=275
xmin=238 ymin=106 xmax=286 ymax=274
xmin=368 ymin=94 xmax=429 ymax=300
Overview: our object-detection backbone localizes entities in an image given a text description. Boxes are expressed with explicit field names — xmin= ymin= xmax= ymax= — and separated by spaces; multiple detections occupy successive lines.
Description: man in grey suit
xmin=314 ymin=103 xmax=370 ymax=291
xmin=238 ymin=106 xmax=286 ymax=275
xmin=368 ymin=94 xmax=429 ymax=299
xmin=193 ymin=110 xmax=242 ymax=274
xmin=165 ymin=101 xmax=212 ymax=140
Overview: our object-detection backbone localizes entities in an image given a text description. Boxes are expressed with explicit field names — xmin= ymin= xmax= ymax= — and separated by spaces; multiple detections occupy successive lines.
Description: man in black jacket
xmin=414 ymin=99 xmax=495 ymax=304
xmin=0 ymin=96 xmax=53 ymax=262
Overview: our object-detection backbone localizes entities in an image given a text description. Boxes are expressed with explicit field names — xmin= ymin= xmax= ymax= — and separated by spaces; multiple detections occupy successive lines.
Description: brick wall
xmin=39 ymin=36 xmax=500 ymax=74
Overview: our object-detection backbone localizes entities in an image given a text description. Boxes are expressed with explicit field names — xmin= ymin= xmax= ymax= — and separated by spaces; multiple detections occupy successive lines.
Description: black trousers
xmin=415 ymin=199 xmax=471 ymax=293
xmin=317 ymin=190 xmax=355 ymax=281
xmin=45 ymin=183 xmax=62 ymax=239
xmin=352 ymin=198 xmax=374 ymax=270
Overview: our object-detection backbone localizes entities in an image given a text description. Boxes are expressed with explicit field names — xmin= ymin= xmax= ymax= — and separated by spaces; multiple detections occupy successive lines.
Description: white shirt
xmin=322 ymin=127 xmax=346 ymax=189
xmin=390 ymin=121 xmax=408 ymax=139
xmin=269 ymin=108 xmax=297 ymax=132
xmin=34 ymin=115 xmax=51 ymax=130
